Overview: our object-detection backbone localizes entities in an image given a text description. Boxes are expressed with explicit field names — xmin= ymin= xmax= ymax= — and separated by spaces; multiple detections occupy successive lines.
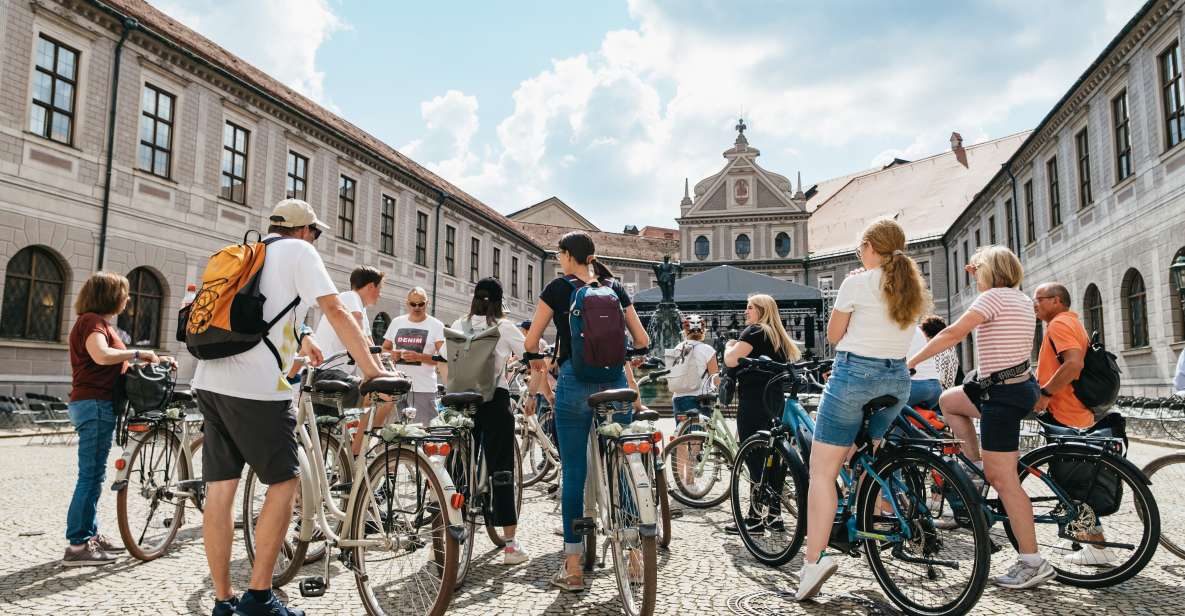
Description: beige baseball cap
xmin=269 ymin=199 xmax=330 ymax=231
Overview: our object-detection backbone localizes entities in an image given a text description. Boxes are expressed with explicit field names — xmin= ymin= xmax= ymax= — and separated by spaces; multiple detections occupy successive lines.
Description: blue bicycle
xmin=729 ymin=356 xmax=991 ymax=616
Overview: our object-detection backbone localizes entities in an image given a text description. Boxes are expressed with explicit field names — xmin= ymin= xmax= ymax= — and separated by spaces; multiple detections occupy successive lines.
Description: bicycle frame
xmin=585 ymin=407 xmax=657 ymax=550
xmin=110 ymin=406 xmax=203 ymax=503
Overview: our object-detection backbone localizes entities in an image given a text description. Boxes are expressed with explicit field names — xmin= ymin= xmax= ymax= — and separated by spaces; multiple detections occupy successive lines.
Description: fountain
xmin=640 ymin=255 xmax=684 ymax=408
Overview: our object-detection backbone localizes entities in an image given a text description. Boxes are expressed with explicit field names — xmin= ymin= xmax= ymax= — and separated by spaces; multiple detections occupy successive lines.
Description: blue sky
xmin=158 ymin=0 xmax=1146 ymax=230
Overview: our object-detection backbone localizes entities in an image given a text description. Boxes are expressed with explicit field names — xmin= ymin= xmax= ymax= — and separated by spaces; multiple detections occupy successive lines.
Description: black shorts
xmin=972 ymin=377 xmax=1039 ymax=452
xmin=196 ymin=389 xmax=300 ymax=485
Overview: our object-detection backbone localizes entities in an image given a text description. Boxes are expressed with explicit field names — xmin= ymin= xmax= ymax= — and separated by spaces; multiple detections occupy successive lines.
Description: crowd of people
xmin=56 ymin=197 xmax=1171 ymax=615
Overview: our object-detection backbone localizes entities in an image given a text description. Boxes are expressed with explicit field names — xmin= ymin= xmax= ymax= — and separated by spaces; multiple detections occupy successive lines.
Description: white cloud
xmin=401 ymin=90 xmax=481 ymax=181
xmin=154 ymin=0 xmax=346 ymax=107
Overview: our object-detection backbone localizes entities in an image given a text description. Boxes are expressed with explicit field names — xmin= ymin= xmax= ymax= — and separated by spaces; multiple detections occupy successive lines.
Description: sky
xmin=156 ymin=0 xmax=1147 ymax=231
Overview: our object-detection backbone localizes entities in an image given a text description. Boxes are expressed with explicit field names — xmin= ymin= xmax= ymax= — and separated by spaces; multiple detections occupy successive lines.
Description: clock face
xmin=734 ymin=179 xmax=749 ymax=204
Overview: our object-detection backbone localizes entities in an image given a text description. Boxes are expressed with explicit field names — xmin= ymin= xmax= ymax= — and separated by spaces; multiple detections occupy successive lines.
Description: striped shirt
xmin=968 ymin=287 xmax=1035 ymax=375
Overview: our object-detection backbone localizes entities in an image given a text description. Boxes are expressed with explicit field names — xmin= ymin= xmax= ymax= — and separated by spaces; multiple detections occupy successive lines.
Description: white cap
xmin=269 ymin=199 xmax=329 ymax=232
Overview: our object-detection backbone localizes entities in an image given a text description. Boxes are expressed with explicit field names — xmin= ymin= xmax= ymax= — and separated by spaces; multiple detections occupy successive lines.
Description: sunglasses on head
xmin=408 ymin=301 xmax=426 ymax=308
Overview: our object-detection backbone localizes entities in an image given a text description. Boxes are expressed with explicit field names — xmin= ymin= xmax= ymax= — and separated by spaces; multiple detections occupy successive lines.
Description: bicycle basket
xmin=123 ymin=363 xmax=175 ymax=416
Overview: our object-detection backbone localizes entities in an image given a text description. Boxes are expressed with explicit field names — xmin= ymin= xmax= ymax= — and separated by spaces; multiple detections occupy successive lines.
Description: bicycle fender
xmin=773 ymin=435 xmax=808 ymax=478
xmin=109 ymin=444 xmax=136 ymax=490
xmin=423 ymin=451 xmax=465 ymax=526
xmin=625 ymin=453 xmax=657 ymax=526
xmin=1021 ymin=442 xmax=1151 ymax=486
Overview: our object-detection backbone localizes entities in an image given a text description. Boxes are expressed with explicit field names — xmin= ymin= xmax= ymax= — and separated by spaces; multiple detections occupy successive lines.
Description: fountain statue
xmin=646 ymin=255 xmax=684 ymax=365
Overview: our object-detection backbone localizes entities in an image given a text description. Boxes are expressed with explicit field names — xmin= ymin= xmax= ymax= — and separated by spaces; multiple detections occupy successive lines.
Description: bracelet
xmin=133 ymin=350 xmax=140 ymax=362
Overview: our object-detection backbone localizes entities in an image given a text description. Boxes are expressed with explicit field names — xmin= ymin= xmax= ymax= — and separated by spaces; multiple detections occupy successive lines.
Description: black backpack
xmin=1050 ymin=330 xmax=1121 ymax=420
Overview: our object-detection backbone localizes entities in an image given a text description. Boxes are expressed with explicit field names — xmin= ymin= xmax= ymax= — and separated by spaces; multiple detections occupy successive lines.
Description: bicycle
xmin=510 ymin=364 xmax=560 ymax=487
xmin=1142 ymin=451 xmax=1185 ymax=560
xmin=431 ymin=390 xmax=524 ymax=587
xmin=241 ymin=350 xmax=462 ymax=616
xmin=663 ymin=389 xmax=735 ymax=509
xmin=111 ymin=371 xmax=206 ymax=562
xmin=730 ymin=356 xmax=992 ymax=616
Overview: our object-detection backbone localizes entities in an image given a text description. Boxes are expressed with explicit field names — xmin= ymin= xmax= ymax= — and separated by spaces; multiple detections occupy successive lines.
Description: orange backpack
xmin=176 ymin=232 xmax=299 ymax=367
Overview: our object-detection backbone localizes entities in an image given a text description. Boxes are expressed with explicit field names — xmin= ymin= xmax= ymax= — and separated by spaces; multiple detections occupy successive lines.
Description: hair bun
xmin=892 ymin=249 xmax=905 ymax=257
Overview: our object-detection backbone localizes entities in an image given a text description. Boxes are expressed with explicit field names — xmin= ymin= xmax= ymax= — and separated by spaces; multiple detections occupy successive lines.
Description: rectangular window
xmin=286 ymin=151 xmax=308 ymax=200
xmin=1160 ymin=41 xmax=1185 ymax=150
xmin=380 ymin=194 xmax=395 ymax=255
xmin=338 ymin=175 xmax=355 ymax=241
xmin=527 ymin=264 xmax=534 ymax=299
xmin=988 ymin=215 xmax=997 ymax=245
xmin=918 ymin=260 xmax=931 ymax=288
xmin=818 ymin=276 xmax=834 ymax=292
xmin=1004 ymin=199 xmax=1015 ymax=251
xmin=29 ymin=35 xmax=78 ymax=145
xmin=445 ymin=225 xmax=456 ymax=276
xmin=138 ymin=85 xmax=174 ymax=178
xmin=1113 ymin=90 xmax=1132 ymax=181
xmin=1075 ymin=128 xmax=1092 ymax=208
xmin=511 ymin=256 xmax=520 ymax=298
xmin=220 ymin=121 xmax=249 ymax=204
xmin=492 ymin=247 xmax=501 ymax=280
xmin=1024 ymin=180 xmax=1036 ymax=244
xmin=952 ymin=249 xmax=959 ymax=293
xmin=1047 ymin=157 xmax=1061 ymax=228
xmin=470 ymin=238 xmax=480 ymax=282
xmin=415 ymin=211 xmax=428 ymax=266
xmin=962 ymin=240 xmax=970 ymax=287
xmin=974 ymin=229 xmax=981 ymax=249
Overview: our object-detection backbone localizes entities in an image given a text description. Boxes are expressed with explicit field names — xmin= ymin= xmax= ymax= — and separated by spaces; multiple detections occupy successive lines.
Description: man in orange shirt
xmin=1033 ymin=283 xmax=1094 ymax=428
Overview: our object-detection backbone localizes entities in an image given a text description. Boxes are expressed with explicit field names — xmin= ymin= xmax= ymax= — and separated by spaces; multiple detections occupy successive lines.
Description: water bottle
xmin=182 ymin=283 xmax=197 ymax=307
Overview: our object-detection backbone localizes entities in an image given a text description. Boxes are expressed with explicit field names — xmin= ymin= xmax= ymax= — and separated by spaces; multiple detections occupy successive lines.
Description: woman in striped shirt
xmin=908 ymin=245 xmax=1052 ymax=590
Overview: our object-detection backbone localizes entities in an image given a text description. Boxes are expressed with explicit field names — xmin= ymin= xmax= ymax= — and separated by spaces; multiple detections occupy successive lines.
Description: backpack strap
xmin=257 ymin=235 xmax=300 ymax=369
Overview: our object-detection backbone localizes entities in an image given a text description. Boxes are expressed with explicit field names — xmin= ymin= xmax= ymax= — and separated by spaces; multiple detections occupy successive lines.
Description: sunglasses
xmin=308 ymin=225 xmax=322 ymax=240
xmin=408 ymin=301 xmax=426 ymax=308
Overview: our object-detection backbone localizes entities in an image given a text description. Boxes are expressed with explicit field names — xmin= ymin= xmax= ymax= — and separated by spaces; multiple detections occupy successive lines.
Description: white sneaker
xmin=502 ymin=542 xmax=530 ymax=565
xmin=1063 ymin=545 xmax=1118 ymax=567
xmin=993 ymin=558 xmax=1056 ymax=589
xmin=795 ymin=555 xmax=838 ymax=601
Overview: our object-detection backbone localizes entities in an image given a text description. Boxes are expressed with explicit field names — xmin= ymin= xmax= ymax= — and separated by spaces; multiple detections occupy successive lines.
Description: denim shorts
xmin=813 ymin=352 xmax=910 ymax=447
xmin=973 ymin=377 xmax=1039 ymax=452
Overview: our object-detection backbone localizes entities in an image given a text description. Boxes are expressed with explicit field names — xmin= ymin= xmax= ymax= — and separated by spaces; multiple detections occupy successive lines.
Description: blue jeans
xmin=907 ymin=379 xmax=943 ymax=411
xmin=672 ymin=395 xmax=699 ymax=414
xmin=553 ymin=362 xmax=629 ymax=554
xmin=66 ymin=399 xmax=117 ymax=545
xmin=814 ymin=352 xmax=910 ymax=447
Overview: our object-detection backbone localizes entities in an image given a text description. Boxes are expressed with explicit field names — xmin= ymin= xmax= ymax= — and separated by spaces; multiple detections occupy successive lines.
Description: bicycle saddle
xmin=359 ymin=377 xmax=412 ymax=396
xmin=312 ymin=379 xmax=357 ymax=394
xmin=634 ymin=409 xmax=660 ymax=422
xmin=696 ymin=393 xmax=716 ymax=406
xmin=170 ymin=389 xmax=194 ymax=403
xmin=587 ymin=388 xmax=638 ymax=407
xmin=862 ymin=395 xmax=899 ymax=413
xmin=441 ymin=391 xmax=484 ymax=408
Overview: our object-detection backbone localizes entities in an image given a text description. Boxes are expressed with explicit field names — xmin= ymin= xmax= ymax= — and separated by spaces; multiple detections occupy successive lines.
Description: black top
xmin=736 ymin=324 xmax=789 ymax=415
xmin=539 ymin=275 xmax=632 ymax=367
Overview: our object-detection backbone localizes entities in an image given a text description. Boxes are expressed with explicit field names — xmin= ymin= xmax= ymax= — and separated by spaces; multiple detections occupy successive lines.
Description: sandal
xmin=550 ymin=563 xmax=586 ymax=592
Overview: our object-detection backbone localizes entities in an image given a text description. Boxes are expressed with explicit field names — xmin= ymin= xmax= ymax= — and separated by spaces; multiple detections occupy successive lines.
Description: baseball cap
xmin=269 ymin=199 xmax=330 ymax=232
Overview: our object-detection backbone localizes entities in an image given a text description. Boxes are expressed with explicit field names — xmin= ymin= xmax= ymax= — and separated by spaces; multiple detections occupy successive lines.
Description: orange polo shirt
xmin=1036 ymin=311 xmax=1094 ymax=428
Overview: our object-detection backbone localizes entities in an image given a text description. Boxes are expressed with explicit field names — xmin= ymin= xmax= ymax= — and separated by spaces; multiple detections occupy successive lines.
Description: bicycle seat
xmin=170 ymin=390 xmax=193 ymax=403
xmin=696 ymin=393 xmax=716 ymax=406
xmin=359 ymin=377 xmax=412 ymax=396
xmin=634 ymin=409 xmax=660 ymax=422
xmin=587 ymin=388 xmax=638 ymax=407
xmin=312 ymin=379 xmax=357 ymax=395
xmin=862 ymin=395 xmax=899 ymax=413
xmin=441 ymin=391 xmax=484 ymax=408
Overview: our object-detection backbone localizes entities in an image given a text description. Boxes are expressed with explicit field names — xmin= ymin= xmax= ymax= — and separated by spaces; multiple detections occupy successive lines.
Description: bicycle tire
xmin=728 ymin=435 xmax=807 ymax=567
xmin=486 ymin=438 xmax=524 ymax=547
xmin=608 ymin=448 xmax=657 ymax=616
xmin=304 ymin=426 xmax=353 ymax=565
xmin=655 ymin=459 xmax=672 ymax=549
xmin=187 ymin=435 xmax=205 ymax=513
xmin=857 ymin=447 xmax=990 ymax=616
xmin=353 ymin=446 xmax=458 ymax=616
xmin=450 ymin=437 xmax=477 ymax=587
xmin=519 ymin=425 xmax=552 ymax=488
xmin=1003 ymin=443 xmax=1160 ymax=588
xmin=665 ymin=433 xmax=733 ymax=508
xmin=1142 ymin=453 xmax=1185 ymax=560
xmin=242 ymin=465 xmax=308 ymax=588
xmin=116 ymin=426 xmax=187 ymax=561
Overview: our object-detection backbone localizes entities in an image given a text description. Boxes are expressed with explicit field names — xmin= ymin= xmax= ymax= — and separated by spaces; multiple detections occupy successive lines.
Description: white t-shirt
xmin=668 ymin=340 xmax=717 ymax=396
xmin=451 ymin=316 xmax=526 ymax=389
xmin=384 ymin=314 xmax=445 ymax=392
xmin=833 ymin=268 xmax=914 ymax=359
xmin=192 ymin=235 xmax=337 ymax=401
xmin=312 ymin=290 xmax=369 ymax=361
xmin=908 ymin=327 xmax=940 ymax=381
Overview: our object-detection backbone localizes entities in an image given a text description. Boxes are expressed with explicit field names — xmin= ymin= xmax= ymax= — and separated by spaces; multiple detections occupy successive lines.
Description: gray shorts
xmin=196 ymin=389 xmax=300 ymax=485
xmin=402 ymin=391 xmax=438 ymax=426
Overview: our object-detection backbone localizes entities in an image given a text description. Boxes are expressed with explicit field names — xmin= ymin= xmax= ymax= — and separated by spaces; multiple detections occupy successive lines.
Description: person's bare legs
xmin=203 ymin=478 xmax=240 ymax=601
xmin=247 ymin=477 xmax=300 ymax=591
xmin=983 ymin=450 xmax=1037 ymax=554
xmin=352 ymin=401 xmax=393 ymax=456
xmin=940 ymin=387 xmax=982 ymax=463
xmin=804 ymin=442 xmax=849 ymax=563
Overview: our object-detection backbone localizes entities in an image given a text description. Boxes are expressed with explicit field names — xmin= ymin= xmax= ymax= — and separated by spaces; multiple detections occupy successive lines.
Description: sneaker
xmin=212 ymin=597 xmax=238 ymax=616
xmin=723 ymin=516 xmax=764 ymax=535
xmin=233 ymin=590 xmax=304 ymax=616
xmin=502 ymin=542 xmax=530 ymax=565
xmin=765 ymin=518 xmax=786 ymax=533
xmin=92 ymin=534 xmax=125 ymax=553
xmin=1063 ymin=545 xmax=1118 ymax=567
xmin=62 ymin=539 xmax=115 ymax=567
xmin=795 ymin=555 xmax=838 ymax=601
xmin=992 ymin=558 xmax=1056 ymax=589
xmin=934 ymin=514 xmax=959 ymax=530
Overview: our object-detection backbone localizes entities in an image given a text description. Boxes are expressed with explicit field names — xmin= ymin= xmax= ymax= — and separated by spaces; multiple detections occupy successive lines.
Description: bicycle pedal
xmin=177 ymin=479 xmax=204 ymax=492
xmin=669 ymin=507 xmax=684 ymax=519
xmin=162 ymin=517 xmax=173 ymax=528
xmin=298 ymin=576 xmax=326 ymax=598
xmin=573 ymin=517 xmax=595 ymax=536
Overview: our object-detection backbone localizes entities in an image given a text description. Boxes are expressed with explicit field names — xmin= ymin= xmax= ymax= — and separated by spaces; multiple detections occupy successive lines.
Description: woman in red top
xmin=62 ymin=272 xmax=167 ymax=567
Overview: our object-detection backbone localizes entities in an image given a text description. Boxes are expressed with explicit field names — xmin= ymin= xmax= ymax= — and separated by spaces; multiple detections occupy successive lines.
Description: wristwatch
xmin=133 ymin=350 xmax=140 ymax=362
xmin=1039 ymin=387 xmax=1054 ymax=398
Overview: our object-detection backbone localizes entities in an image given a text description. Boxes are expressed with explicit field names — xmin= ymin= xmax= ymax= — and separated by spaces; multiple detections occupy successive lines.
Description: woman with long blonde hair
xmin=723 ymin=293 xmax=801 ymax=534
xmin=796 ymin=219 xmax=929 ymax=600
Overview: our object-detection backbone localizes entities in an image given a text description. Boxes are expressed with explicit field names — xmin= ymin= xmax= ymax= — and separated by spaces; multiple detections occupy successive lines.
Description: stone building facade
xmin=946 ymin=0 xmax=1185 ymax=396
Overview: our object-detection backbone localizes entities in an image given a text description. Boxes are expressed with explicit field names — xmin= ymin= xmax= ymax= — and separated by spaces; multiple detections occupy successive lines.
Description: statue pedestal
xmin=647 ymin=301 xmax=683 ymax=366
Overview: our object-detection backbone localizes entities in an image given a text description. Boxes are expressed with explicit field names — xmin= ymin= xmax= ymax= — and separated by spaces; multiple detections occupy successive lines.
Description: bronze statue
xmin=652 ymin=255 xmax=682 ymax=304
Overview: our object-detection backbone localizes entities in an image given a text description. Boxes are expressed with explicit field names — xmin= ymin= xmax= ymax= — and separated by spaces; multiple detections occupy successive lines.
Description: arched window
xmin=1171 ymin=247 xmax=1185 ymax=341
xmin=1083 ymin=283 xmax=1105 ymax=345
xmin=1121 ymin=268 xmax=1149 ymax=348
xmin=775 ymin=232 xmax=792 ymax=258
xmin=118 ymin=267 xmax=164 ymax=347
xmin=735 ymin=234 xmax=751 ymax=258
xmin=372 ymin=311 xmax=391 ymax=342
xmin=694 ymin=235 xmax=709 ymax=260
xmin=0 ymin=246 xmax=65 ymax=341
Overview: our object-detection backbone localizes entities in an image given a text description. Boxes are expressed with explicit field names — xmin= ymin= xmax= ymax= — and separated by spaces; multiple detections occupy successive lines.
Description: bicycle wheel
xmin=353 ymin=445 xmax=457 ymax=616
xmin=1143 ymin=453 xmax=1185 ymax=559
xmin=116 ymin=426 xmax=188 ymax=561
xmin=729 ymin=435 xmax=807 ymax=567
xmin=304 ymin=426 xmax=353 ymax=564
xmin=485 ymin=438 xmax=524 ymax=546
xmin=608 ymin=448 xmax=657 ymax=616
xmin=1004 ymin=444 xmax=1160 ymax=588
xmin=857 ymin=447 xmax=990 ymax=616
xmin=665 ymin=433 xmax=733 ymax=508
xmin=242 ymin=466 xmax=308 ymax=588
xmin=518 ymin=419 xmax=552 ymax=488
xmin=448 ymin=436 xmax=477 ymax=587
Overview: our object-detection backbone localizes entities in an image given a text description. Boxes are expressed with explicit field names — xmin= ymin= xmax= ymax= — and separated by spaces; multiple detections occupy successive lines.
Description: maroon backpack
xmin=566 ymin=276 xmax=627 ymax=382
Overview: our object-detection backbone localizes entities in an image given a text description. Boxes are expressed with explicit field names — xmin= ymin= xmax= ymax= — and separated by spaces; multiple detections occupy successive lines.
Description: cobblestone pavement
xmin=2 ymin=430 xmax=1184 ymax=615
